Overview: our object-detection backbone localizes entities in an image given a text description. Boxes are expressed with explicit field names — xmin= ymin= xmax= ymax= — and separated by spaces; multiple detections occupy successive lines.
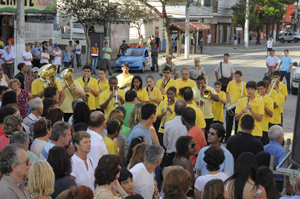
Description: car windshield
xmin=123 ymin=49 xmax=144 ymax=56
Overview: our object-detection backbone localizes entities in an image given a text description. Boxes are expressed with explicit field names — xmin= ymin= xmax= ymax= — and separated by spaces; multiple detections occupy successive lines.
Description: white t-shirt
xmin=70 ymin=154 xmax=96 ymax=192
xmin=30 ymin=139 xmax=48 ymax=158
xmin=53 ymin=50 xmax=61 ymax=65
xmin=130 ymin=163 xmax=154 ymax=199
xmin=40 ymin=52 xmax=49 ymax=64
xmin=76 ymin=44 xmax=82 ymax=54
xmin=195 ymin=172 xmax=228 ymax=199
xmin=207 ymin=34 xmax=212 ymax=40
xmin=265 ymin=56 xmax=279 ymax=72
xmin=267 ymin=40 xmax=273 ymax=48
xmin=215 ymin=61 xmax=235 ymax=79
xmin=22 ymin=51 xmax=33 ymax=66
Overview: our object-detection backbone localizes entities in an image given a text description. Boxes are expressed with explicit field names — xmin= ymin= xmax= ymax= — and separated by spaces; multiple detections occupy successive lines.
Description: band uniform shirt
xmin=272 ymin=92 xmax=285 ymax=124
xmin=76 ymin=77 xmax=99 ymax=111
xmin=189 ymin=66 xmax=206 ymax=80
xmin=235 ymin=96 xmax=264 ymax=137
xmin=59 ymin=80 xmax=83 ymax=113
xmin=259 ymin=94 xmax=274 ymax=131
xmin=143 ymin=86 xmax=163 ymax=108
xmin=155 ymin=78 xmax=179 ymax=100
xmin=226 ymin=80 xmax=247 ymax=107
xmin=95 ymin=79 xmax=109 ymax=109
xmin=31 ymin=78 xmax=62 ymax=99
xmin=186 ymin=103 xmax=206 ymax=129
xmin=99 ymin=88 xmax=126 ymax=119
xmin=213 ymin=91 xmax=226 ymax=123
xmin=176 ymin=78 xmax=196 ymax=100
xmin=193 ymin=86 xmax=217 ymax=119
xmin=159 ymin=62 xmax=178 ymax=79
xmin=215 ymin=61 xmax=234 ymax=79
xmin=117 ymin=73 xmax=134 ymax=88
xmin=135 ymin=89 xmax=149 ymax=103
xmin=103 ymin=137 xmax=119 ymax=156
xmin=278 ymin=82 xmax=288 ymax=101
xmin=157 ymin=100 xmax=175 ymax=134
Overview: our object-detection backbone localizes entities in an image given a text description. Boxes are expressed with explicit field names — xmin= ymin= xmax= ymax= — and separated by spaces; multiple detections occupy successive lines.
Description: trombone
xmin=113 ymin=87 xmax=120 ymax=107
xmin=267 ymin=78 xmax=277 ymax=96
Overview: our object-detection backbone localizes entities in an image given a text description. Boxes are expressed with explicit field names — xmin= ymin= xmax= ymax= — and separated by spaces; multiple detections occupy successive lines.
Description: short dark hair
xmin=83 ymin=65 xmax=92 ymax=71
xmin=0 ymin=85 xmax=9 ymax=95
xmin=167 ymin=86 xmax=176 ymax=94
xmin=33 ymin=119 xmax=52 ymax=138
xmin=241 ymin=115 xmax=255 ymax=130
xmin=174 ymin=100 xmax=187 ymax=115
xmin=257 ymin=81 xmax=266 ymax=88
xmin=2 ymin=91 xmax=17 ymax=106
xmin=141 ymin=103 xmax=156 ymax=120
xmin=47 ymin=146 xmax=72 ymax=179
xmin=246 ymin=81 xmax=257 ymax=90
xmin=118 ymin=168 xmax=133 ymax=184
xmin=95 ymin=155 xmax=121 ymax=186
xmin=163 ymin=66 xmax=172 ymax=72
xmin=182 ymin=107 xmax=196 ymax=124
xmin=214 ymin=81 xmax=222 ymax=87
xmin=0 ymin=106 xmax=17 ymax=123
xmin=46 ymin=108 xmax=64 ymax=125
xmin=73 ymin=122 xmax=88 ymax=132
xmin=273 ymin=71 xmax=281 ymax=76
xmin=99 ymin=67 xmax=106 ymax=73
xmin=235 ymin=70 xmax=242 ymax=76
xmin=204 ymin=146 xmax=225 ymax=171
xmin=109 ymin=76 xmax=118 ymax=83
xmin=183 ymin=87 xmax=193 ymax=101
xmin=122 ymin=62 xmax=130 ymax=68
xmin=125 ymin=90 xmax=137 ymax=102
xmin=209 ymin=123 xmax=226 ymax=140
xmin=17 ymin=63 xmax=26 ymax=71
xmin=76 ymin=40 xmax=79 ymax=44
xmin=263 ymin=76 xmax=271 ymax=82
xmin=196 ymin=75 xmax=205 ymax=81
xmin=44 ymin=86 xmax=58 ymax=98
xmin=107 ymin=120 xmax=123 ymax=135
xmin=224 ymin=53 xmax=230 ymax=57
xmin=284 ymin=49 xmax=289 ymax=53
xmin=270 ymin=49 xmax=275 ymax=53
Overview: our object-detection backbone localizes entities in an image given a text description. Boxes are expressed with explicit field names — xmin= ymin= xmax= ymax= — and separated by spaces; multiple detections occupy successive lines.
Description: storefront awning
xmin=168 ymin=22 xmax=210 ymax=32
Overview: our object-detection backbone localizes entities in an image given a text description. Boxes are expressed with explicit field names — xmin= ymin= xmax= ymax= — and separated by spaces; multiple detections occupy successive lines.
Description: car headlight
xmin=135 ymin=60 xmax=141 ymax=64
xmin=295 ymin=73 xmax=300 ymax=79
xmin=116 ymin=61 xmax=120 ymax=64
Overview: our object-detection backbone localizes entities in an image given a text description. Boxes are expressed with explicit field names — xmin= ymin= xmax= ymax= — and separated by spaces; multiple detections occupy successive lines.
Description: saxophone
xmin=84 ymin=75 xmax=90 ymax=103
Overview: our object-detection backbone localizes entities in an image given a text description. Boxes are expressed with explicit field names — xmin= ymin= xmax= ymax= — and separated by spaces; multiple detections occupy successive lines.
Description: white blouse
xmin=53 ymin=50 xmax=61 ymax=65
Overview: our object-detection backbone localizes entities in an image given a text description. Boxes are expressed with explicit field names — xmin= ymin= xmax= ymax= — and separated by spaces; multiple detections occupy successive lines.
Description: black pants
xmin=280 ymin=71 xmax=291 ymax=92
xmin=165 ymin=152 xmax=175 ymax=167
xmin=221 ymin=85 xmax=227 ymax=92
xmin=225 ymin=108 xmax=239 ymax=141
xmin=205 ymin=118 xmax=214 ymax=141
xmin=32 ymin=59 xmax=41 ymax=68
xmin=276 ymin=180 xmax=283 ymax=192
xmin=261 ymin=131 xmax=270 ymax=146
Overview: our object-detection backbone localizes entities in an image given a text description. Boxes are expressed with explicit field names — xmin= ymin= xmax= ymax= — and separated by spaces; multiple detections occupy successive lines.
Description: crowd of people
xmin=0 ymin=41 xmax=297 ymax=199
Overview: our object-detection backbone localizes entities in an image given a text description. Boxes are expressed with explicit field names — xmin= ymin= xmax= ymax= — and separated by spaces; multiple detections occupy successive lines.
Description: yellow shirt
xmin=157 ymin=100 xmax=175 ymax=134
xmin=95 ymin=79 xmax=109 ymax=109
xmin=176 ymin=78 xmax=196 ymax=100
xmin=103 ymin=137 xmax=119 ymax=155
xmin=259 ymin=94 xmax=274 ymax=132
xmin=99 ymin=89 xmax=126 ymax=119
xmin=117 ymin=73 xmax=134 ymax=88
xmin=135 ymin=89 xmax=149 ymax=103
xmin=143 ymin=87 xmax=163 ymax=108
xmin=155 ymin=78 xmax=179 ymax=100
xmin=235 ymin=96 xmax=264 ymax=137
xmin=192 ymin=86 xmax=217 ymax=119
xmin=272 ymin=92 xmax=285 ymax=124
xmin=0 ymin=41 xmax=4 ymax=46
xmin=226 ymin=80 xmax=247 ymax=106
xmin=213 ymin=91 xmax=226 ymax=122
xmin=187 ymin=103 xmax=206 ymax=129
xmin=278 ymin=82 xmax=288 ymax=100
xmin=58 ymin=80 xmax=83 ymax=113
xmin=76 ymin=77 xmax=99 ymax=110
xmin=31 ymin=78 xmax=62 ymax=99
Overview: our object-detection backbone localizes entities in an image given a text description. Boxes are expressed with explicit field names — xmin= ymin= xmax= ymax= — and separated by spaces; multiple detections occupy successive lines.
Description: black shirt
xmin=120 ymin=44 xmax=129 ymax=54
xmin=226 ymin=131 xmax=264 ymax=162
xmin=14 ymin=72 xmax=25 ymax=89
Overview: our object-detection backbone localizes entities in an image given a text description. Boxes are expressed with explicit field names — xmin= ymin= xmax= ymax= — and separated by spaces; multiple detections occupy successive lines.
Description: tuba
xmin=83 ymin=75 xmax=90 ymax=103
xmin=60 ymin=68 xmax=79 ymax=100
xmin=39 ymin=64 xmax=57 ymax=88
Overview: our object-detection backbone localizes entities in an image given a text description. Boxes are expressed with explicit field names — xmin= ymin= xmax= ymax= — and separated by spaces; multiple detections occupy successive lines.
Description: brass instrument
xmin=227 ymin=101 xmax=238 ymax=116
xmin=38 ymin=64 xmax=57 ymax=88
xmin=60 ymin=68 xmax=80 ymax=100
xmin=83 ymin=75 xmax=90 ymax=103
xmin=199 ymin=86 xmax=212 ymax=114
xmin=161 ymin=98 xmax=170 ymax=129
xmin=267 ymin=78 xmax=278 ymax=96
xmin=113 ymin=87 xmax=120 ymax=107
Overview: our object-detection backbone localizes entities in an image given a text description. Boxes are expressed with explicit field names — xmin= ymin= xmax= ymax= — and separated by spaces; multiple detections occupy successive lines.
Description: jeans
xmin=102 ymin=59 xmax=111 ymax=73
xmin=92 ymin=57 xmax=98 ymax=74
xmin=3 ymin=63 xmax=14 ymax=79
xmin=76 ymin=54 xmax=82 ymax=68
xmin=71 ymin=57 xmax=74 ymax=68
xmin=280 ymin=71 xmax=291 ymax=92
xmin=151 ymin=56 xmax=158 ymax=71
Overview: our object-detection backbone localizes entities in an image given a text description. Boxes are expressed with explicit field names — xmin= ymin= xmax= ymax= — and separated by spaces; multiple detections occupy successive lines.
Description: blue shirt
xmin=41 ymin=142 xmax=56 ymax=159
xmin=63 ymin=51 xmax=72 ymax=63
xmin=281 ymin=196 xmax=300 ymax=199
xmin=32 ymin=46 xmax=43 ymax=59
xmin=50 ymin=43 xmax=55 ymax=49
xmin=2 ymin=51 xmax=15 ymax=64
xmin=195 ymin=145 xmax=234 ymax=176
xmin=127 ymin=124 xmax=152 ymax=145
xmin=280 ymin=56 xmax=293 ymax=71
xmin=264 ymin=140 xmax=286 ymax=181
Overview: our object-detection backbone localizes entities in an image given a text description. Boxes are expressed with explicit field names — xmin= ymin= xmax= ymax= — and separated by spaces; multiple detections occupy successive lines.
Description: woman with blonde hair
xmin=28 ymin=160 xmax=55 ymax=199
xmin=128 ymin=142 xmax=150 ymax=169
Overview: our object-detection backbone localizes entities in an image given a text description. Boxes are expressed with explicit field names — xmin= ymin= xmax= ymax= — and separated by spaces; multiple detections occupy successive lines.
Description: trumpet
xmin=161 ymin=98 xmax=170 ymax=129
xmin=113 ymin=87 xmax=120 ymax=108
xmin=60 ymin=68 xmax=79 ymax=100
xmin=83 ymin=75 xmax=90 ymax=103
xmin=267 ymin=78 xmax=277 ymax=96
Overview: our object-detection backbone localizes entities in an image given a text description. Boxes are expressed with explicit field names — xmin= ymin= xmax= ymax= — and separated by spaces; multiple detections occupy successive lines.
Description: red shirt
xmin=0 ymin=135 xmax=10 ymax=152
xmin=0 ymin=126 xmax=4 ymax=137
xmin=187 ymin=126 xmax=207 ymax=166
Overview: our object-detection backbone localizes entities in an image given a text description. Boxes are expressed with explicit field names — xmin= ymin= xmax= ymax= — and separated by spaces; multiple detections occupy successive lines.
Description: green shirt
xmin=102 ymin=47 xmax=112 ymax=59
xmin=122 ymin=103 xmax=135 ymax=137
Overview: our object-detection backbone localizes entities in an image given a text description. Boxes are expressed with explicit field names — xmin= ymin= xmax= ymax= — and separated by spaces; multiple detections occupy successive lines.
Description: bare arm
xmin=100 ymin=93 xmax=114 ymax=110
xmin=58 ymin=90 xmax=65 ymax=107
xmin=211 ymin=94 xmax=219 ymax=102
xmin=264 ymin=106 xmax=273 ymax=117
xmin=149 ymin=126 xmax=160 ymax=145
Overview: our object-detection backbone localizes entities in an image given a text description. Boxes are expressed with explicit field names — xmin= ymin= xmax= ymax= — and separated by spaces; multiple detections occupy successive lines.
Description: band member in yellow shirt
xmin=95 ymin=68 xmax=109 ymax=111
xmin=100 ymin=76 xmax=126 ymax=119
xmin=75 ymin=65 xmax=99 ymax=111
xmin=176 ymin=68 xmax=196 ymax=100
xmin=273 ymin=71 xmax=288 ymax=100
xmin=212 ymin=81 xmax=226 ymax=125
xmin=225 ymin=70 xmax=247 ymax=142
xmin=130 ymin=76 xmax=149 ymax=104
xmin=155 ymin=66 xmax=179 ymax=100
xmin=271 ymin=83 xmax=285 ymax=127
xmin=157 ymin=87 xmax=176 ymax=145
xmin=117 ymin=62 xmax=134 ymax=90
xmin=262 ymin=76 xmax=278 ymax=109
xmin=103 ymin=119 xmax=123 ymax=155
xmin=144 ymin=75 xmax=163 ymax=108
xmin=257 ymin=81 xmax=274 ymax=145
xmin=235 ymin=81 xmax=264 ymax=141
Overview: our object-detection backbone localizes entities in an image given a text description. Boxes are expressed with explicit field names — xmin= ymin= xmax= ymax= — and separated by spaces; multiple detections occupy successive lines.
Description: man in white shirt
xmin=215 ymin=53 xmax=235 ymax=92
xmin=87 ymin=111 xmax=108 ymax=164
xmin=75 ymin=40 xmax=82 ymax=68
xmin=265 ymin=49 xmax=279 ymax=73
xmin=207 ymin=33 xmax=212 ymax=46
xmin=163 ymin=100 xmax=187 ymax=166
xmin=2 ymin=46 xmax=15 ymax=79
xmin=130 ymin=145 xmax=164 ymax=199
xmin=22 ymin=45 xmax=33 ymax=81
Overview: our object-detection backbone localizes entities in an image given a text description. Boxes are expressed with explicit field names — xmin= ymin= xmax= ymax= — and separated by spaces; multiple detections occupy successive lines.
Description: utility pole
xmin=244 ymin=0 xmax=249 ymax=48
xmin=185 ymin=1 xmax=190 ymax=58
xmin=15 ymin=0 xmax=25 ymax=75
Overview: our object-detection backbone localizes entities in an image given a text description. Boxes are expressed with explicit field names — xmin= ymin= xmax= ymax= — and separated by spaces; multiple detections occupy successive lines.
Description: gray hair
xmin=29 ymin=97 xmax=43 ymax=112
xmin=51 ymin=122 xmax=70 ymax=141
xmin=72 ymin=99 xmax=83 ymax=111
xmin=0 ymin=143 xmax=24 ymax=174
xmin=174 ymin=100 xmax=187 ymax=115
xmin=144 ymin=145 xmax=164 ymax=164
xmin=268 ymin=125 xmax=284 ymax=141
xmin=10 ymin=131 xmax=29 ymax=145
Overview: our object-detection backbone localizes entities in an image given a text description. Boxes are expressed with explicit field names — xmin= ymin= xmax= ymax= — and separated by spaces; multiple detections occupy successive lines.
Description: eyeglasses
xmin=19 ymin=158 xmax=30 ymax=166
xmin=207 ymin=131 xmax=216 ymax=136
xmin=163 ymin=71 xmax=170 ymax=74
xmin=182 ymin=73 xmax=188 ymax=76
xmin=189 ymin=143 xmax=196 ymax=148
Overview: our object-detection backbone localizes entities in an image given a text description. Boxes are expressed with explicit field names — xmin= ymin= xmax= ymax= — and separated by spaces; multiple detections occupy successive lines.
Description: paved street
xmin=72 ymin=40 xmax=300 ymax=138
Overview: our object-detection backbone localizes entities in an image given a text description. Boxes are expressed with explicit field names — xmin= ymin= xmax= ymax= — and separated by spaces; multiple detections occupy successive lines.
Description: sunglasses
xmin=182 ymin=73 xmax=188 ymax=76
xmin=189 ymin=143 xmax=196 ymax=148
xmin=207 ymin=131 xmax=216 ymax=136
xmin=163 ymin=71 xmax=170 ymax=74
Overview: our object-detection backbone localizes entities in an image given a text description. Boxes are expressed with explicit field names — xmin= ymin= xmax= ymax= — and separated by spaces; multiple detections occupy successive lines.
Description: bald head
xmin=89 ymin=111 xmax=105 ymax=128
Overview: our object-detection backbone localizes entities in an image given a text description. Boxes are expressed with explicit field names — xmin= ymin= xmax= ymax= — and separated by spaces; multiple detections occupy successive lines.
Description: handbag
xmin=219 ymin=62 xmax=232 ymax=87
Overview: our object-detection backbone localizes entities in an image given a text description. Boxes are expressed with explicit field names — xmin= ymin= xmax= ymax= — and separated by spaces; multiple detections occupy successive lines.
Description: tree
xmin=58 ymin=0 xmax=122 ymax=64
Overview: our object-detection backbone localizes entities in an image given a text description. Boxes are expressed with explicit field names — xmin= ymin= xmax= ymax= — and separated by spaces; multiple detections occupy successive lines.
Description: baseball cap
xmin=269 ymin=65 xmax=275 ymax=68
xmin=194 ymin=58 xmax=200 ymax=62
xmin=32 ymin=67 xmax=39 ymax=73
xmin=166 ymin=54 xmax=172 ymax=59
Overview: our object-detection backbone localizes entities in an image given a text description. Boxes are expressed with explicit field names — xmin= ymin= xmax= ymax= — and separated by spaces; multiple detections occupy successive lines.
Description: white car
xmin=279 ymin=32 xmax=300 ymax=43
xmin=292 ymin=62 xmax=300 ymax=95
